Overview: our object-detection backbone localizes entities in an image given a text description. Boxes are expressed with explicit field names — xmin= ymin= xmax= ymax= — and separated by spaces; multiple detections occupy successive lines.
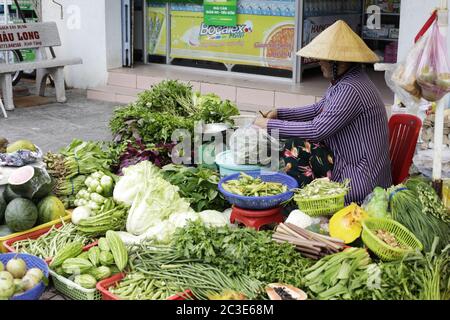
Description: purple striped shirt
xmin=268 ymin=66 xmax=392 ymax=204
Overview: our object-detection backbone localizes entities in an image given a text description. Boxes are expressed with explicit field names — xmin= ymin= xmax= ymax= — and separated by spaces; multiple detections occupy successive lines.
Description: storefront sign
xmin=203 ymin=0 xmax=237 ymax=27
xmin=0 ymin=23 xmax=59 ymax=50
xmin=171 ymin=10 xmax=294 ymax=69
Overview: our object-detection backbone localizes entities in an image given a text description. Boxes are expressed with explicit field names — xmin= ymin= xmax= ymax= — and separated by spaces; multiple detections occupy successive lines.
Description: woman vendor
xmin=255 ymin=20 xmax=392 ymax=204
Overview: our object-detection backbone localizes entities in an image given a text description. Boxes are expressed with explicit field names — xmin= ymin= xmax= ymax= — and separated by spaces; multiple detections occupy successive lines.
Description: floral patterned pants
xmin=280 ymin=138 xmax=334 ymax=188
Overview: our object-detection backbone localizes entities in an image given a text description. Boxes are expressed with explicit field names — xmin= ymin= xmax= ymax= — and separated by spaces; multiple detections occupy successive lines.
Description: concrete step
xmin=87 ymin=85 xmax=142 ymax=105
xmin=89 ymin=69 xmax=324 ymax=109
xmin=87 ymin=84 xmax=267 ymax=113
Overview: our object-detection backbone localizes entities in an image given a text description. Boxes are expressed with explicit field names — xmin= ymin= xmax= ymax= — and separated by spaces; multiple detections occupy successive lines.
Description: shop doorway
xmin=123 ymin=1 xmax=401 ymax=82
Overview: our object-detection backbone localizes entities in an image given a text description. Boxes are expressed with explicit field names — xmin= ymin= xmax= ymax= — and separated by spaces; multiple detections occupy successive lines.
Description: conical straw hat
xmin=297 ymin=20 xmax=380 ymax=63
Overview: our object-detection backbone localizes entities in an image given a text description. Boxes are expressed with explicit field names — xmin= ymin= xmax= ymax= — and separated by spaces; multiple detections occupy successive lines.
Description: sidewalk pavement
xmin=0 ymin=88 xmax=118 ymax=153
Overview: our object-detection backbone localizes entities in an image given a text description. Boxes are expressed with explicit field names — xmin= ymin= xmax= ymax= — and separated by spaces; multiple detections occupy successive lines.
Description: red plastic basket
xmin=96 ymin=273 xmax=194 ymax=300
xmin=3 ymin=224 xmax=98 ymax=264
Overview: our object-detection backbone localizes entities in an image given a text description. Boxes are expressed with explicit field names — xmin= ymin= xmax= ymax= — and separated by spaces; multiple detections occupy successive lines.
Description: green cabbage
xmin=113 ymin=161 xmax=162 ymax=205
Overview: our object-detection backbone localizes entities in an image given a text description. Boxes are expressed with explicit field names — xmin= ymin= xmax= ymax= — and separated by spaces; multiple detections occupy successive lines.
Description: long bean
xmin=13 ymin=221 xmax=94 ymax=259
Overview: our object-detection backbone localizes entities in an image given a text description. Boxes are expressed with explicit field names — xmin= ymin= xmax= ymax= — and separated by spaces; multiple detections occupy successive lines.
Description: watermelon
xmin=3 ymin=185 xmax=21 ymax=203
xmin=33 ymin=178 xmax=54 ymax=201
xmin=5 ymin=198 xmax=38 ymax=232
xmin=8 ymin=166 xmax=53 ymax=200
xmin=0 ymin=225 xmax=13 ymax=237
xmin=37 ymin=196 xmax=66 ymax=224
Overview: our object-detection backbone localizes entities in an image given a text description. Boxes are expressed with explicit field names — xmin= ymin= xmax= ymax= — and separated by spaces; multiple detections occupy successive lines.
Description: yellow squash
xmin=329 ymin=203 xmax=368 ymax=244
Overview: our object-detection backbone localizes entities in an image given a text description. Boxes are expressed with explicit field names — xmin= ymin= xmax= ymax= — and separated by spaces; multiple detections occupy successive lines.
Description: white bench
xmin=0 ymin=22 xmax=82 ymax=117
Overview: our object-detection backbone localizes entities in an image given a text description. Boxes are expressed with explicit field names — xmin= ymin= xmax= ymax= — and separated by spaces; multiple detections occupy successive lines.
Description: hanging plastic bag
xmin=391 ymin=36 xmax=427 ymax=100
xmin=416 ymin=21 xmax=450 ymax=102
xmin=229 ymin=125 xmax=280 ymax=166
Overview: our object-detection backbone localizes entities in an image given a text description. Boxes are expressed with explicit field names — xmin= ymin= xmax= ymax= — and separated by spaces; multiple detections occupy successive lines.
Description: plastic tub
xmin=1 ymin=213 xmax=72 ymax=253
xmin=0 ymin=253 xmax=49 ymax=300
xmin=215 ymin=150 xmax=267 ymax=177
xmin=97 ymin=273 xmax=194 ymax=300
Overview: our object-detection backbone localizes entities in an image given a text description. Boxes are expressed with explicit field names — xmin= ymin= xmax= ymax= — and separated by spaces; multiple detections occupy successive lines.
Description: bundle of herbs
xmin=161 ymin=164 xmax=228 ymax=212
xmin=389 ymin=185 xmax=450 ymax=252
xmin=111 ymin=139 xmax=175 ymax=175
xmin=353 ymin=240 xmax=450 ymax=300
xmin=109 ymin=80 xmax=239 ymax=163
xmin=405 ymin=177 xmax=450 ymax=223
xmin=170 ymin=221 xmax=312 ymax=288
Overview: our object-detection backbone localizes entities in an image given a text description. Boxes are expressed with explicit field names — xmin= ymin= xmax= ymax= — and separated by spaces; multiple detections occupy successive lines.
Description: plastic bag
xmin=362 ymin=187 xmax=389 ymax=219
xmin=229 ymin=125 xmax=280 ymax=166
xmin=416 ymin=21 xmax=450 ymax=102
xmin=413 ymin=148 xmax=450 ymax=179
xmin=391 ymin=36 xmax=427 ymax=100
xmin=0 ymin=147 xmax=43 ymax=167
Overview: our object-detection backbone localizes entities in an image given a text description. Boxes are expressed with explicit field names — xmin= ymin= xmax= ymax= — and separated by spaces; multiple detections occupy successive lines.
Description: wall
xmin=41 ymin=0 xmax=122 ymax=88
xmin=398 ymin=0 xmax=450 ymax=61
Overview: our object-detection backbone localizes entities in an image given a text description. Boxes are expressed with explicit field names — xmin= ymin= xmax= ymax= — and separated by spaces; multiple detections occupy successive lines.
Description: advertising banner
xmin=147 ymin=3 xmax=167 ymax=56
xmin=171 ymin=11 xmax=294 ymax=69
xmin=204 ymin=0 xmax=237 ymax=27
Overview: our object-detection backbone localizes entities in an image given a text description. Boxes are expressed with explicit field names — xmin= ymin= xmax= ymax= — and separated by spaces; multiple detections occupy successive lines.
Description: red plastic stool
xmin=230 ymin=206 xmax=285 ymax=230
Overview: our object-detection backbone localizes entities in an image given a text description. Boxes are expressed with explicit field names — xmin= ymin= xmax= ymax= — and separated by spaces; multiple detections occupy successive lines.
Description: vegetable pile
xmin=12 ymin=222 xmax=94 ymax=260
xmin=294 ymin=178 xmax=349 ymax=199
xmin=109 ymin=80 xmax=239 ymax=166
xmin=44 ymin=140 xmax=112 ymax=207
xmin=50 ymin=231 xmax=128 ymax=290
xmin=222 ymin=172 xmax=288 ymax=197
xmin=0 ymin=257 xmax=46 ymax=299
xmin=273 ymin=223 xmax=346 ymax=260
xmin=162 ymin=164 xmax=227 ymax=212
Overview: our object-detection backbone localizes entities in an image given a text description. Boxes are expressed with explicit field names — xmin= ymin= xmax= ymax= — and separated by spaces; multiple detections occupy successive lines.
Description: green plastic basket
xmin=49 ymin=270 xmax=102 ymax=300
xmin=294 ymin=192 xmax=346 ymax=217
xmin=362 ymin=217 xmax=423 ymax=262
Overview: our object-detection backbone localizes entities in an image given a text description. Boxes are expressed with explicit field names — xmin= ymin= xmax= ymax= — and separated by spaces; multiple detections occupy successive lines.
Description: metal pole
xmin=165 ymin=2 xmax=171 ymax=65
xmin=432 ymin=1 xmax=449 ymax=195
xmin=143 ymin=0 xmax=148 ymax=64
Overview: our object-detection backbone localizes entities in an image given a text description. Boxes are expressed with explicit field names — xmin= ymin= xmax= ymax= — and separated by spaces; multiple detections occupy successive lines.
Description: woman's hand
xmin=260 ymin=109 xmax=278 ymax=119
xmin=254 ymin=117 xmax=269 ymax=129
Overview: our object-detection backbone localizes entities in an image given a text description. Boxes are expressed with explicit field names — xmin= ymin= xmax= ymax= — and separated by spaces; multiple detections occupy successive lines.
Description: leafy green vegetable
xmin=109 ymin=80 xmax=239 ymax=165
xmin=352 ymin=241 xmax=450 ymax=300
xmin=161 ymin=164 xmax=228 ymax=212
xmin=193 ymin=93 xmax=239 ymax=124
xmin=171 ymin=221 xmax=312 ymax=288
xmin=405 ymin=177 xmax=450 ymax=223
xmin=135 ymin=80 xmax=196 ymax=116
xmin=302 ymin=248 xmax=372 ymax=300
xmin=389 ymin=185 xmax=450 ymax=252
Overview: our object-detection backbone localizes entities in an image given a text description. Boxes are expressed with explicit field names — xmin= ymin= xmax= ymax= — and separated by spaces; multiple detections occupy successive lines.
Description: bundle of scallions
xmin=389 ymin=185 xmax=450 ymax=252
xmin=44 ymin=140 xmax=112 ymax=207
xmin=44 ymin=140 xmax=111 ymax=179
